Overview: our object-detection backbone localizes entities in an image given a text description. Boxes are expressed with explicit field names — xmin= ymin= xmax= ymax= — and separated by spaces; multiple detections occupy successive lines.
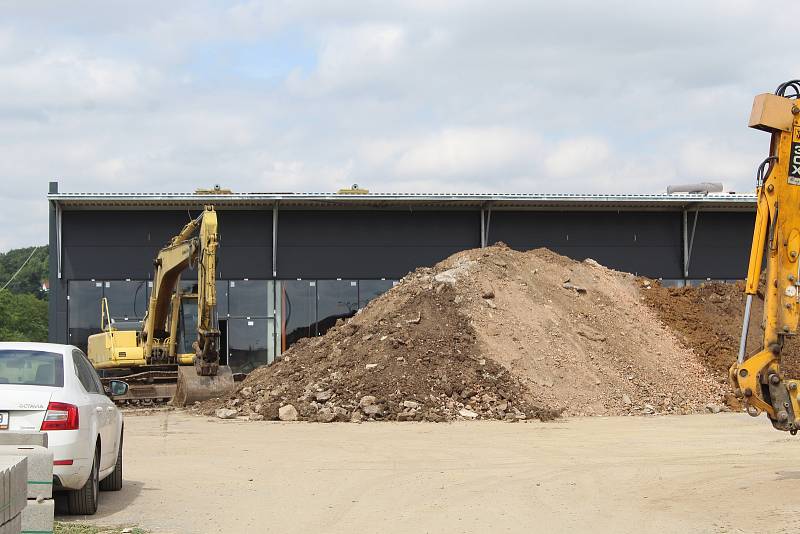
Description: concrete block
xmin=0 ymin=513 xmax=21 ymax=534
xmin=0 ymin=432 xmax=47 ymax=448
xmin=0 ymin=446 xmax=52 ymax=500
xmin=0 ymin=455 xmax=27 ymax=526
xmin=21 ymin=498 xmax=54 ymax=534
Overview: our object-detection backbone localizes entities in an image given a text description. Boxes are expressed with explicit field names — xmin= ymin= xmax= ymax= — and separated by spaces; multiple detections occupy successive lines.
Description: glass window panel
xmin=180 ymin=280 xmax=228 ymax=316
xmin=358 ymin=280 xmax=395 ymax=309
xmin=282 ymin=280 xmax=317 ymax=349
xmin=228 ymin=318 xmax=268 ymax=374
xmin=68 ymin=281 xmax=104 ymax=353
xmin=229 ymin=280 xmax=270 ymax=317
xmin=103 ymin=280 xmax=148 ymax=320
xmin=316 ymin=280 xmax=358 ymax=337
xmin=179 ymin=280 xmax=198 ymax=294
xmin=177 ymin=297 xmax=198 ymax=356
xmin=216 ymin=280 xmax=229 ymax=317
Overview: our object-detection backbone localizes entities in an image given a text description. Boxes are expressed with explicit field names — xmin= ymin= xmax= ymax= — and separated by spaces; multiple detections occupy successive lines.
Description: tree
xmin=0 ymin=291 xmax=48 ymax=342
xmin=0 ymin=246 xmax=48 ymax=297
xmin=0 ymin=245 xmax=49 ymax=342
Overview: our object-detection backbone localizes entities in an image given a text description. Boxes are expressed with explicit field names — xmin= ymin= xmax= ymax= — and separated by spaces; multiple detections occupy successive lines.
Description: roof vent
xmin=666 ymin=182 xmax=723 ymax=194
xmin=196 ymin=184 xmax=233 ymax=195
xmin=337 ymin=184 xmax=370 ymax=195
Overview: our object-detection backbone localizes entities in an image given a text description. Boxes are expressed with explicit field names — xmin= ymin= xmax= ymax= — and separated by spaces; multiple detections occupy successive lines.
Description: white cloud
xmin=391 ymin=127 xmax=541 ymax=178
xmin=544 ymin=138 xmax=611 ymax=178
xmin=0 ymin=0 xmax=796 ymax=249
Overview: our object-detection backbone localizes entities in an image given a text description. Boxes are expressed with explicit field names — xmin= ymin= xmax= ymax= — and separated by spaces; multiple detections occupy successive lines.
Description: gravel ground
xmin=57 ymin=410 xmax=800 ymax=534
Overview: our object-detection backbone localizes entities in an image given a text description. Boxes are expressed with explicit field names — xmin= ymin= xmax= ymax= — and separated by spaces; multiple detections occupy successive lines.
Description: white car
xmin=0 ymin=342 xmax=126 ymax=515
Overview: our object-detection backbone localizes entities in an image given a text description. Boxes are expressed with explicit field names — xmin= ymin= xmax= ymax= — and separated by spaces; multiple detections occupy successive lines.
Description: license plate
xmin=0 ymin=412 xmax=7 ymax=430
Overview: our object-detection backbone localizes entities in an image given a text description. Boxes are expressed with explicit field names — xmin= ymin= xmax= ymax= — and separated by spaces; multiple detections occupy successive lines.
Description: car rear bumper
xmin=47 ymin=429 xmax=92 ymax=490
xmin=53 ymin=458 xmax=92 ymax=490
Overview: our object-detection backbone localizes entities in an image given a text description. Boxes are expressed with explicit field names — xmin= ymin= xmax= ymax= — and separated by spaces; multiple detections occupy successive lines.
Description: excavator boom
xmin=731 ymin=82 xmax=800 ymax=433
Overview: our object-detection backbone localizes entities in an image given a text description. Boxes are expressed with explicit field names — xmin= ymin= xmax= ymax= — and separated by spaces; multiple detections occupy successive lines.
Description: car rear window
xmin=0 ymin=350 xmax=64 ymax=387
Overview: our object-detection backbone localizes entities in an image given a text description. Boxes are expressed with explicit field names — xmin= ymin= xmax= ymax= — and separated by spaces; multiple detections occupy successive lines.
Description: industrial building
xmin=46 ymin=182 xmax=756 ymax=374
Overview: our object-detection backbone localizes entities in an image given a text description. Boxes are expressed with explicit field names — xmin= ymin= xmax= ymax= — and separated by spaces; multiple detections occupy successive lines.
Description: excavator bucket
xmin=173 ymin=365 xmax=235 ymax=407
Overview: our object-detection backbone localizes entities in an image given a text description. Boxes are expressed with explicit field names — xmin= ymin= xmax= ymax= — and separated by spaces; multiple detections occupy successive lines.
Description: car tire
xmin=67 ymin=446 xmax=99 ymax=515
xmin=100 ymin=431 xmax=123 ymax=491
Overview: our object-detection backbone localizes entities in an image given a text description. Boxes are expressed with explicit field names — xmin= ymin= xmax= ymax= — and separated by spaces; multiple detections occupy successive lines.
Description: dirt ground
xmin=58 ymin=411 xmax=800 ymax=534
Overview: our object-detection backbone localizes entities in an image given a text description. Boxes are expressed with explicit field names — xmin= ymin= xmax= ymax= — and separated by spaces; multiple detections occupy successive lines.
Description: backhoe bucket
xmin=173 ymin=365 xmax=235 ymax=407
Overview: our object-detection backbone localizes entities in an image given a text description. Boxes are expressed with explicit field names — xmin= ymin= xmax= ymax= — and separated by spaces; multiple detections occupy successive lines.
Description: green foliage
xmin=0 ymin=290 xmax=48 ymax=341
xmin=0 ymin=245 xmax=48 ymax=297
xmin=0 ymin=245 xmax=49 ymax=342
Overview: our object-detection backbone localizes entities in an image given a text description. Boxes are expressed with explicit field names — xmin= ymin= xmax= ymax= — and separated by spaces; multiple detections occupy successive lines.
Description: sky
xmin=0 ymin=0 xmax=796 ymax=251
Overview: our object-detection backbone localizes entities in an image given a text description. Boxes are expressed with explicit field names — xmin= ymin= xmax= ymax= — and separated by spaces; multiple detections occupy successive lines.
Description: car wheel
xmin=67 ymin=446 xmax=99 ymax=515
xmin=100 ymin=431 xmax=123 ymax=491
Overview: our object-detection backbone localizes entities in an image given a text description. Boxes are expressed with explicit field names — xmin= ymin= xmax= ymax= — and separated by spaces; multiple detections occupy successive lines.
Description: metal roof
xmin=47 ymin=191 xmax=758 ymax=211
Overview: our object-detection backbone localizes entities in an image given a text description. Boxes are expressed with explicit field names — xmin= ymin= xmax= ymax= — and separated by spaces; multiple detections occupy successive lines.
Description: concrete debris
xmin=316 ymin=408 xmax=336 ymax=423
xmin=562 ymin=282 xmax=587 ymax=294
xmin=362 ymin=404 xmax=382 ymax=416
xmin=459 ymin=408 xmax=479 ymax=419
xmin=406 ymin=312 xmax=422 ymax=324
xmin=278 ymin=404 xmax=299 ymax=421
xmin=215 ymin=408 xmax=237 ymax=419
xmin=315 ymin=390 xmax=333 ymax=402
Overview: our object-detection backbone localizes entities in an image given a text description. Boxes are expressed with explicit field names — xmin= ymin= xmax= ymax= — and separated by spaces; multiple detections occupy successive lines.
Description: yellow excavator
xmin=730 ymin=80 xmax=800 ymax=433
xmin=87 ymin=205 xmax=235 ymax=406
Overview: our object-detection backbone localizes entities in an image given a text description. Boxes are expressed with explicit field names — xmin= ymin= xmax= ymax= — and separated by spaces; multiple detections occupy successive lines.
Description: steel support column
xmin=272 ymin=203 xmax=278 ymax=278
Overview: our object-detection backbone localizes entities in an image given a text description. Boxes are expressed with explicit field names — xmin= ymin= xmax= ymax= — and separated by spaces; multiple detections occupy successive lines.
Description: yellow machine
xmin=87 ymin=205 xmax=234 ymax=406
xmin=730 ymin=81 xmax=800 ymax=433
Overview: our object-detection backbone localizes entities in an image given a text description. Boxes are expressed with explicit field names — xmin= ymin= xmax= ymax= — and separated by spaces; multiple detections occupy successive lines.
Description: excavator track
xmin=98 ymin=366 xmax=178 ymax=402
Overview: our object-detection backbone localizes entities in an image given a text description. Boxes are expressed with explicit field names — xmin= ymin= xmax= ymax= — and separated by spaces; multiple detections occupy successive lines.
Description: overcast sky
xmin=0 ymin=0 xmax=795 ymax=251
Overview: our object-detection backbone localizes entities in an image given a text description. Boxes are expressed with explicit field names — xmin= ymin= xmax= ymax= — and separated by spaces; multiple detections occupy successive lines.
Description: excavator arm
xmin=731 ymin=81 xmax=800 ymax=433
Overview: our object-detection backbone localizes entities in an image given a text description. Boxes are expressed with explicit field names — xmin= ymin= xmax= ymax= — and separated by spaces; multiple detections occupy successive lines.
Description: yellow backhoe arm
xmin=731 ymin=82 xmax=800 ymax=433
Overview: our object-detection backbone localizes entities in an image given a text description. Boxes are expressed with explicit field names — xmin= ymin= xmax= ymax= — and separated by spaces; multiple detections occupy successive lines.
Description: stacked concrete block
xmin=20 ymin=499 xmax=54 ymax=534
xmin=0 ymin=455 xmax=27 ymax=534
xmin=0 ymin=435 xmax=54 ymax=534
xmin=0 ymin=433 xmax=47 ymax=448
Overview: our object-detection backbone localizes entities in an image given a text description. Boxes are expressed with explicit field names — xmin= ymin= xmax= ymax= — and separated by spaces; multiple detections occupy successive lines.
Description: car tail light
xmin=40 ymin=402 xmax=79 ymax=431
xmin=53 ymin=459 xmax=73 ymax=466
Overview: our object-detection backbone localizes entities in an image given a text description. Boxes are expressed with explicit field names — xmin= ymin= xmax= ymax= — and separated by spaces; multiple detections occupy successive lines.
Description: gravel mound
xmin=197 ymin=244 xmax=724 ymax=422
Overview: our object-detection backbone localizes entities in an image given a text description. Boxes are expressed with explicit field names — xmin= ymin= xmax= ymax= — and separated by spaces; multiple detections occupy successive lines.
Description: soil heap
xmin=197 ymin=244 xmax=724 ymax=422
xmin=642 ymin=281 xmax=800 ymax=382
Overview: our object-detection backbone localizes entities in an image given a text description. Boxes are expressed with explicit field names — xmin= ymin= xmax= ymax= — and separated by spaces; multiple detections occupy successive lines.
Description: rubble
xmin=278 ymin=405 xmax=298 ymax=421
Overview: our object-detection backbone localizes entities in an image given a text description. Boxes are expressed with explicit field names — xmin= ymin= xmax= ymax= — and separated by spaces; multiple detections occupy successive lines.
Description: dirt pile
xmin=642 ymin=281 xmax=800 ymax=381
xmin=197 ymin=244 xmax=724 ymax=422
xmin=201 ymin=272 xmax=551 ymax=423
